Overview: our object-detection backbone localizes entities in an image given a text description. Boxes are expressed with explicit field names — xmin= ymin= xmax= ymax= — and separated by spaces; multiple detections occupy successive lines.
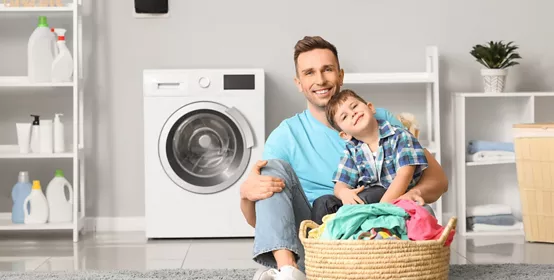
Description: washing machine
xmin=143 ymin=69 xmax=264 ymax=238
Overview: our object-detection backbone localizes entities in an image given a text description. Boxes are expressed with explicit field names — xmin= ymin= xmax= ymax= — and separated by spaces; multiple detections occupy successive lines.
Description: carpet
xmin=1 ymin=264 xmax=554 ymax=279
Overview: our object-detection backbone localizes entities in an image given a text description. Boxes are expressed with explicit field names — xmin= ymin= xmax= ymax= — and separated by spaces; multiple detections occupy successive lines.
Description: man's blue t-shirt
xmin=262 ymin=108 xmax=404 ymax=205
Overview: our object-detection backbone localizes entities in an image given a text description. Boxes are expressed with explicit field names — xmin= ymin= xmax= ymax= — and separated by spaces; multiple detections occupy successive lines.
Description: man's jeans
xmin=251 ymin=159 xmax=436 ymax=273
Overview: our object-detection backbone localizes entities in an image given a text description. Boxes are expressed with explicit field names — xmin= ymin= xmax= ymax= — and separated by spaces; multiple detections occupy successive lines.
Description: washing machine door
xmin=159 ymin=101 xmax=254 ymax=194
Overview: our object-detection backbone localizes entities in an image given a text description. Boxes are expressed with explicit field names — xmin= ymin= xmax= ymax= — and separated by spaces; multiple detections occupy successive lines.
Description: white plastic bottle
xmin=28 ymin=16 xmax=56 ymax=83
xmin=30 ymin=115 xmax=41 ymax=153
xmin=46 ymin=169 xmax=73 ymax=223
xmin=51 ymin=28 xmax=73 ymax=83
xmin=54 ymin=113 xmax=65 ymax=153
xmin=40 ymin=119 xmax=53 ymax=154
xmin=23 ymin=180 xmax=49 ymax=224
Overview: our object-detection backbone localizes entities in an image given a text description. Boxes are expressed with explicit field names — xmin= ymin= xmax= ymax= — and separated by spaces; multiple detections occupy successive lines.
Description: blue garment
xmin=332 ymin=119 xmax=428 ymax=190
xmin=262 ymin=108 xmax=403 ymax=205
xmin=467 ymin=140 xmax=514 ymax=154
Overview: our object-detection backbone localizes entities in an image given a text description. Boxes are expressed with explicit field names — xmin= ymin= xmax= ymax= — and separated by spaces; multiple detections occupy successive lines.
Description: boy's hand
xmin=397 ymin=188 xmax=425 ymax=206
xmin=337 ymin=186 xmax=365 ymax=205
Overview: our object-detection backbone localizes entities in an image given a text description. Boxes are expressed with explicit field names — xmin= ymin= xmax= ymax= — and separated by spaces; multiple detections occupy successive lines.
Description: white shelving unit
xmin=343 ymin=46 xmax=443 ymax=224
xmin=452 ymin=91 xmax=554 ymax=237
xmin=0 ymin=0 xmax=85 ymax=242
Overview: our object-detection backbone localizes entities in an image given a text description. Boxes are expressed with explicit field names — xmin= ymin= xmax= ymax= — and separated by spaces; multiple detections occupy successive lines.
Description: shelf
xmin=0 ymin=76 xmax=74 ymax=88
xmin=455 ymin=92 xmax=554 ymax=98
xmin=0 ymin=213 xmax=85 ymax=231
xmin=0 ymin=145 xmax=74 ymax=159
xmin=466 ymin=159 xmax=515 ymax=166
xmin=0 ymin=3 xmax=74 ymax=12
xmin=463 ymin=229 xmax=525 ymax=237
xmin=343 ymin=72 xmax=435 ymax=84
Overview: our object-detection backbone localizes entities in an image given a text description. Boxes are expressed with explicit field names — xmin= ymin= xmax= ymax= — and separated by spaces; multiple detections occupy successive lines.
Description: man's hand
xmin=397 ymin=188 xmax=425 ymax=206
xmin=240 ymin=160 xmax=285 ymax=202
xmin=336 ymin=186 xmax=365 ymax=205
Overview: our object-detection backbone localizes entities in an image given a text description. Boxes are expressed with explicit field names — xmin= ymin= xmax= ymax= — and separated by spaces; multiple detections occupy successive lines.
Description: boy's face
xmin=334 ymin=96 xmax=377 ymax=140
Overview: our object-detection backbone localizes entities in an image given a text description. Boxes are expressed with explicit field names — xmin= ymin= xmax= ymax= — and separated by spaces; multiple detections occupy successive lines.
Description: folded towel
xmin=467 ymin=204 xmax=512 ymax=217
xmin=472 ymin=222 xmax=523 ymax=232
xmin=467 ymin=214 xmax=517 ymax=228
xmin=467 ymin=140 xmax=514 ymax=154
xmin=466 ymin=151 xmax=515 ymax=162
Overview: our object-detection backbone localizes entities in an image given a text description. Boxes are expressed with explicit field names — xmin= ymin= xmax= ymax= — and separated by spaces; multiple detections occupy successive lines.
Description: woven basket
xmin=299 ymin=217 xmax=457 ymax=280
xmin=513 ymin=123 xmax=554 ymax=243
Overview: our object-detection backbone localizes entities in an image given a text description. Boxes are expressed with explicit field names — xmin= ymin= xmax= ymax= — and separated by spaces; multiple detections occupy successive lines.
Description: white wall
xmin=1 ymin=0 xmax=553 ymax=218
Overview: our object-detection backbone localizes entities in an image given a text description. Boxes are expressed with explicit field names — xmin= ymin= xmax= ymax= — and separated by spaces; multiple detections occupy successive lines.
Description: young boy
xmin=311 ymin=89 xmax=428 ymax=224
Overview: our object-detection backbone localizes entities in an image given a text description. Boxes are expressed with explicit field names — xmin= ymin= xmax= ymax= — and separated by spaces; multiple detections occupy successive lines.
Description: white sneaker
xmin=252 ymin=266 xmax=306 ymax=280
xmin=253 ymin=267 xmax=278 ymax=280
xmin=274 ymin=265 xmax=307 ymax=280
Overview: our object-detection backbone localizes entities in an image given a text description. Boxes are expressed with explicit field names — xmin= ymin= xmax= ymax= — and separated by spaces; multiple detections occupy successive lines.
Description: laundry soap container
xmin=24 ymin=180 xmax=49 ymax=224
xmin=28 ymin=16 xmax=56 ymax=83
xmin=45 ymin=169 xmax=73 ymax=223
xmin=11 ymin=171 xmax=32 ymax=224
xmin=513 ymin=123 xmax=554 ymax=243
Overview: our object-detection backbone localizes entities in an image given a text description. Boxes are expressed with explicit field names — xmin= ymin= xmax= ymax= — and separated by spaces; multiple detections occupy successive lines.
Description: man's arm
xmin=407 ymin=148 xmax=448 ymax=204
xmin=239 ymin=123 xmax=290 ymax=228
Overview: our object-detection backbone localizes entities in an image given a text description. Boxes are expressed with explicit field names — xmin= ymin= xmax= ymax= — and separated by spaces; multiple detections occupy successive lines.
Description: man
xmin=240 ymin=36 xmax=448 ymax=280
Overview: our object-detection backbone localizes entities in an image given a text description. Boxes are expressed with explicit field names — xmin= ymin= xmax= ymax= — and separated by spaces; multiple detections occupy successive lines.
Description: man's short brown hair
xmin=294 ymin=36 xmax=339 ymax=74
xmin=325 ymin=89 xmax=367 ymax=131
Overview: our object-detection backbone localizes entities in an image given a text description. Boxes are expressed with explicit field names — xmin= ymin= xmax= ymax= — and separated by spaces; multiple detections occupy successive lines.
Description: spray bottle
xmin=51 ymin=28 xmax=73 ymax=82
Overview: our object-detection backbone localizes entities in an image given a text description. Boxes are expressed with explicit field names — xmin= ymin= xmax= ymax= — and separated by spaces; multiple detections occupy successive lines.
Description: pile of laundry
xmin=308 ymin=199 xmax=455 ymax=247
xmin=466 ymin=140 xmax=515 ymax=162
xmin=466 ymin=204 xmax=523 ymax=232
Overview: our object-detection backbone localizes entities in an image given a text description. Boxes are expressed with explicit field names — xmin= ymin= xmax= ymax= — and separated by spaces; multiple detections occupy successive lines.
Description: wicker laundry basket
xmin=513 ymin=123 xmax=554 ymax=243
xmin=299 ymin=217 xmax=457 ymax=280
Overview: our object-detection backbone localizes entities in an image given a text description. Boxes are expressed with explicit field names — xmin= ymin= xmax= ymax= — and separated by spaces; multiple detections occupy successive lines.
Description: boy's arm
xmin=382 ymin=130 xmax=428 ymax=203
xmin=380 ymin=165 xmax=416 ymax=203
xmin=332 ymin=148 xmax=363 ymax=203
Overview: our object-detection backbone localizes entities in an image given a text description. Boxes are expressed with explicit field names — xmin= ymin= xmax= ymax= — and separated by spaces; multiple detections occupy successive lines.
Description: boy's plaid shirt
xmin=332 ymin=119 xmax=428 ymax=190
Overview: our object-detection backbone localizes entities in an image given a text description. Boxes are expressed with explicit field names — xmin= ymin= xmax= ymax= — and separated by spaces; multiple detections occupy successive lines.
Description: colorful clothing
xmin=320 ymin=203 xmax=410 ymax=240
xmin=366 ymin=228 xmax=401 ymax=240
xmin=308 ymin=213 xmax=336 ymax=239
xmin=332 ymin=119 xmax=428 ymax=190
xmin=393 ymin=199 xmax=455 ymax=246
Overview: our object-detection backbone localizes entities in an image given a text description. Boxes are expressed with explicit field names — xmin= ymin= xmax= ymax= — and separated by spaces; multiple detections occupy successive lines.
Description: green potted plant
xmin=470 ymin=41 xmax=522 ymax=93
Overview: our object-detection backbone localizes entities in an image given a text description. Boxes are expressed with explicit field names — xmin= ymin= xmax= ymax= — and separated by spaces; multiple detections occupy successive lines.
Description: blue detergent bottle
xmin=11 ymin=171 xmax=32 ymax=224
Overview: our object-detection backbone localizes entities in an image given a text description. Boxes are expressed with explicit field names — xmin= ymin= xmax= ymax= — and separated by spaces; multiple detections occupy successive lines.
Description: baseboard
xmin=85 ymin=217 xmax=145 ymax=232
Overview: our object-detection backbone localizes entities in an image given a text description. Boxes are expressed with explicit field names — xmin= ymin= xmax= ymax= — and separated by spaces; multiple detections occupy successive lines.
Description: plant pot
xmin=481 ymin=68 xmax=507 ymax=93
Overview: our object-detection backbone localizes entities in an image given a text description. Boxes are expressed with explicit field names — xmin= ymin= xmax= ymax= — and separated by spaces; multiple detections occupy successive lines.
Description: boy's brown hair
xmin=325 ymin=89 xmax=367 ymax=131
xmin=293 ymin=36 xmax=340 ymax=75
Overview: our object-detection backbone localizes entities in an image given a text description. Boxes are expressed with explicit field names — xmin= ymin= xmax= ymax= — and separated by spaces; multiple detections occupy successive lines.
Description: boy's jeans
xmin=251 ymin=159 xmax=436 ymax=273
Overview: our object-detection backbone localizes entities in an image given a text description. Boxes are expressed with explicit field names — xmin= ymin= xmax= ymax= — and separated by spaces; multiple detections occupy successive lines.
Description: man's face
xmin=294 ymin=48 xmax=344 ymax=109
xmin=334 ymin=96 xmax=376 ymax=140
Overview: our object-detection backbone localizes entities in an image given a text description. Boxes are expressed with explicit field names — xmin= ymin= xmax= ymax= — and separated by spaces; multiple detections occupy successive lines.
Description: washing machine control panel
xmin=223 ymin=74 xmax=255 ymax=90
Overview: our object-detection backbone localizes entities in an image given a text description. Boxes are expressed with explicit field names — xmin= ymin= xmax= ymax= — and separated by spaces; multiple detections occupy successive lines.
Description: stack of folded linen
xmin=466 ymin=204 xmax=523 ymax=232
xmin=466 ymin=140 xmax=515 ymax=162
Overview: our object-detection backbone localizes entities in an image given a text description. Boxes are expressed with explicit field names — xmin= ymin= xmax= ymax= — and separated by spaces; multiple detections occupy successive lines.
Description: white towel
xmin=466 ymin=151 xmax=515 ymax=162
xmin=467 ymin=204 xmax=512 ymax=217
xmin=472 ymin=222 xmax=523 ymax=232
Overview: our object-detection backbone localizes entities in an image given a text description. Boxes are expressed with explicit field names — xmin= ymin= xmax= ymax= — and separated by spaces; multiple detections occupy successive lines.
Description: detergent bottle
xmin=45 ymin=169 xmax=73 ymax=223
xmin=23 ymin=180 xmax=49 ymax=224
xmin=11 ymin=171 xmax=32 ymax=224
xmin=28 ymin=16 xmax=56 ymax=82
xmin=51 ymin=28 xmax=73 ymax=82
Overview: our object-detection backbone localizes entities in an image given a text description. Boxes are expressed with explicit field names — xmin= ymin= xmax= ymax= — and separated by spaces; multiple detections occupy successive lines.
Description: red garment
xmin=392 ymin=199 xmax=455 ymax=246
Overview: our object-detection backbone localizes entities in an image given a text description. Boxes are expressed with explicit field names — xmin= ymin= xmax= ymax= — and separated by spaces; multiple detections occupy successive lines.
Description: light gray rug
xmin=1 ymin=264 xmax=553 ymax=279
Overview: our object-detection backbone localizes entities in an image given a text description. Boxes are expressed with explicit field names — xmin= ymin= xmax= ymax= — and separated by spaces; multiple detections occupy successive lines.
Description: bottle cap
xmin=53 ymin=28 xmax=66 ymax=41
xmin=38 ymin=16 xmax=48 ymax=27
xmin=55 ymin=169 xmax=64 ymax=177
xmin=31 ymin=115 xmax=40 ymax=125
xmin=18 ymin=171 xmax=30 ymax=183
xmin=32 ymin=180 xmax=41 ymax=190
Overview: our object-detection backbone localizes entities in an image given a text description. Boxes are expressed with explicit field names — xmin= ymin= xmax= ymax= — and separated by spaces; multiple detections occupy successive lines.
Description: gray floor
xmin=0 ymin=231 xmax=553 ymax=272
